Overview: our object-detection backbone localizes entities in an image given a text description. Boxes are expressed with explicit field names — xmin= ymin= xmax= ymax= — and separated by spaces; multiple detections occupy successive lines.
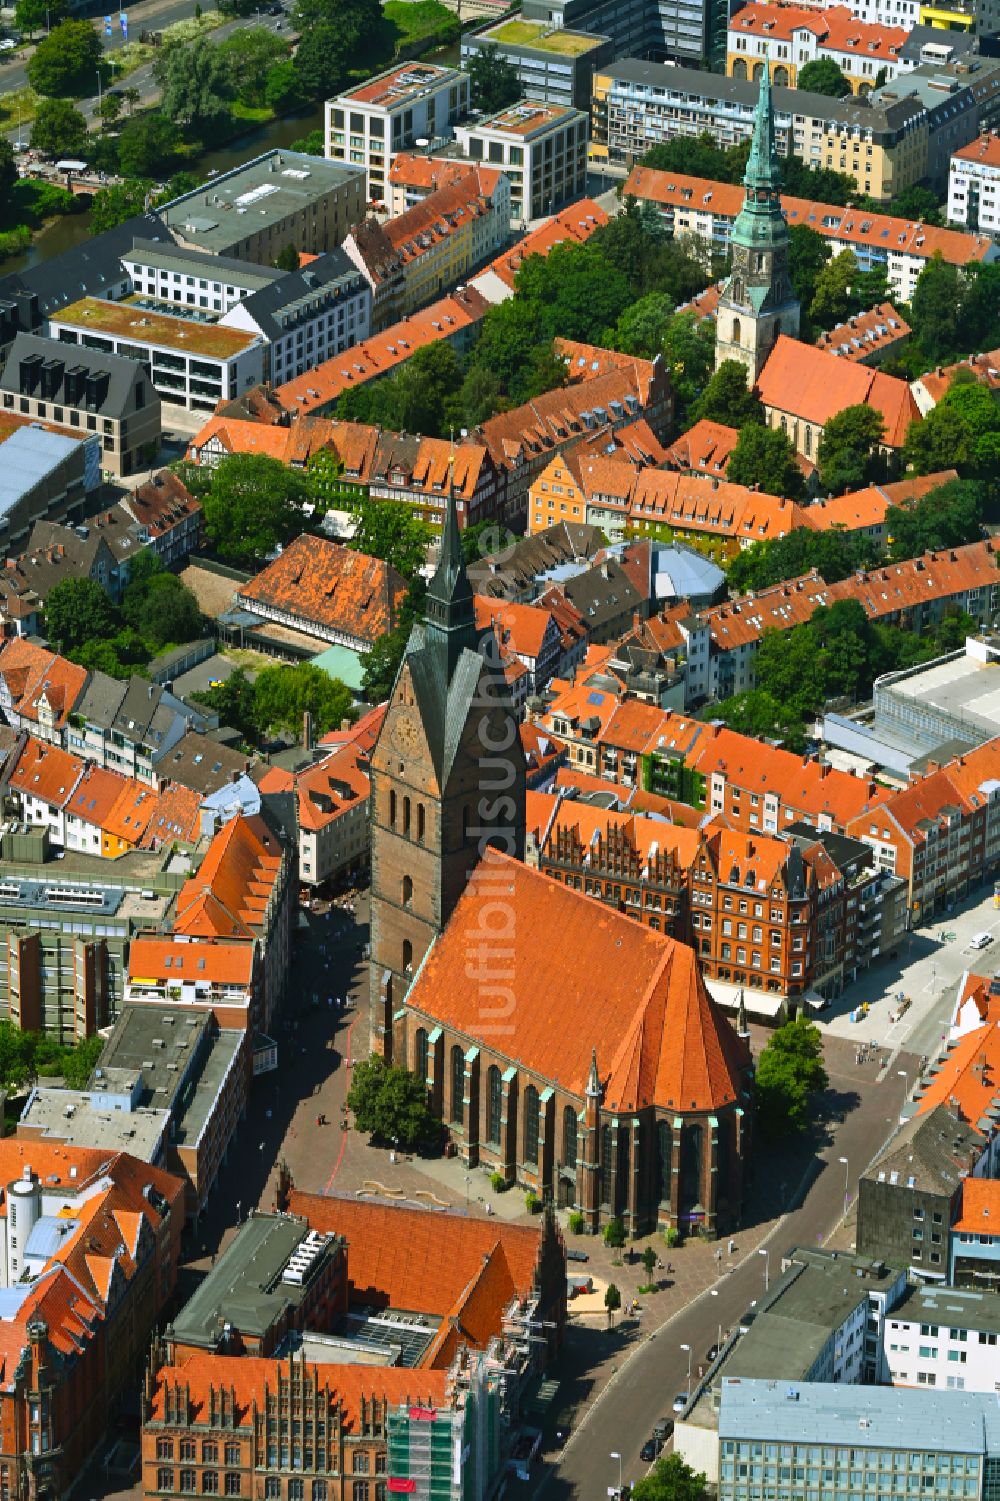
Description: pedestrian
xmin=728 ymin=1237 xmax=735 ymax=1256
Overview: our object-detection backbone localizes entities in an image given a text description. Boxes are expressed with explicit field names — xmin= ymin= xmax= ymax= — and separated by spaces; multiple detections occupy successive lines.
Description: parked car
xmin=706 ymin=1343 xmax=719 ymax=1362
xmin=970 ymin=931 xmax=994 ymax=950
xmin=672 ymin=1393 xmax=689 ymax=1414
xmin=640 ymin=1440 xmax=657 ymax=1463
xmin=566 ymin=1248 xmax=590 ymax=1263
xmin=653 ymin=1419 xmax=674 ymax=1444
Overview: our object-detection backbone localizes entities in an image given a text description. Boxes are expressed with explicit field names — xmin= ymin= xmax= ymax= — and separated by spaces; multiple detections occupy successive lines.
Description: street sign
xmin=119 ymin=10 xmax=128 ymax=35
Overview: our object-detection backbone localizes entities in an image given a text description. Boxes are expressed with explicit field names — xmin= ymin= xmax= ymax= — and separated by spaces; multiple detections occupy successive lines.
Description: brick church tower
xmin=368 ymin=484 xmax=526 ymax=1059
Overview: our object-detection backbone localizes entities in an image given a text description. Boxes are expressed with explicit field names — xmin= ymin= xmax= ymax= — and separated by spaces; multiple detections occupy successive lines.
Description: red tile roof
xmin=625 ymin=166 xmax=997 ymax=271
xmin=148 ymin=1351 xmax=448 ymax=1427
xmin=8 ymin=736 xmax=84 ymax=808
xmin=122 ymin=470 xmax=201 ymax=540
xmin=665 ymin=419 xmax=740 ymax=477
xmin=296 ymin=743 xmax=372 ymax=833
xmin=274 ymin=289 xmax=491 ymax=416
xmin=407 ymin=850 xmax=749 ymax=1113
xmin=916 ymin=1022 xmax=1000 ymax=1129
xmin=237 ymin=533 xmax=407 ymax=647
xmin=388 ymin=154 xmax=504 ymax=194
xmin=952 ymin=133 xmax=1000 ymax=168
xmin=286 ymin=1190 xmax=545 ymax=1365
xmin=555 ymin=338 xmax=660 ymax=404
xmin=474 ymin=596 xmax=556 ymax=662
xmin=757 ymin=335 xmax=920 ymax=446
xmin=805 ymin=471 xmax=958 ymax=533
xmin=474 ymin=201 xmax=609 ymax=293
xmin=914 ymin=348 xmax=1000 ymax=408
xmin=127 ymin=936 xmax=255 ymax=987
xmin=953 ymin=1176 xmax=1000 ymax=1233
xmin=729 ymin=2 xmax=908 ymax=57
xmin=815 ymin=303 xmax=911 ymax=363
xmin=0 ymin=638 xmax=87 ymax=731
xmin=174 ymin=814 xmax=283 ymax=940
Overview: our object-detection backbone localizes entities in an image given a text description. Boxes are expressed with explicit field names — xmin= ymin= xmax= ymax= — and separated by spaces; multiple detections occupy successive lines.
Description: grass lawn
xmin=490 ymin=17 xmax=596 ymax=52
xmin=232 ymin=102 xmax=274 ymax=123
xmin=382 ymin=0 xmax=460 ymax=47
xmin=0 ymin=85 xmax=39 ymax=134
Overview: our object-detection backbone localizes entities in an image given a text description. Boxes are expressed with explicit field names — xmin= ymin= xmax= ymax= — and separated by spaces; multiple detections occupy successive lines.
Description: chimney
xmin=303 ymin=711 xmax=313 ymax=752
xmin=19 ymin=352 xmax=42 ymax=396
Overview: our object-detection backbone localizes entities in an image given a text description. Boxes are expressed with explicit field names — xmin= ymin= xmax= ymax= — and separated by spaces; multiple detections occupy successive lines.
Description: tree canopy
xmin=727 ymin=424 xmax=805 ymax=499
xmin=29 ymin=98 xmax=88 ymax=158
xmin=26 ymin=18 xmax=101 ymax=96
xmin=350 ymin=500 xmax=432 ymax=581
xmin=116 ymin=113 xmax=181 ymax=179
xmin=756 ymin=1014 xmax=829 ymax=1135
xmin=727 ymin=527 xmax=880 ymax=596
xmin=252 ymin=662 xmax=353 ymax=739
xmin=44 ymin=577 xmax=118 ymax=654
xmin=153 ymin=41 xmax=234 ymax=135
xmin=467 ymin=44 xmax=520 ymax=115
xmin=347 ymin=1055 xmax=438 ymax=1150
xmin=632 ymin=1453 xmax=709 ymax=1501
xmin=904 ymin=380 xmax=1000 ymax=487
xmin=796 ymin=57 xmax=851 ymax=95
xmin=200 ymin=453 xmax=309 ymax=565
xmin=817 ymin=404 xmax=885 ymax=494
xmin=689 ymin=360 xmax=763 ymax=430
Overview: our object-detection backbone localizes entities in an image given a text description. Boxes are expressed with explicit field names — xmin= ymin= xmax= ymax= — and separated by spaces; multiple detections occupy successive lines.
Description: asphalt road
xmin=539 ymin=1051 xmax=915 ymax=1501
xmin=3 ymin=0 xmax=289 ymax=145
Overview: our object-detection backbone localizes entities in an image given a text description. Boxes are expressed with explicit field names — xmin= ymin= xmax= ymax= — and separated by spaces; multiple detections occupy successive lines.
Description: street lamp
xmin=710 ymin=1288 xmax=722 ymax=1354
xmin=839 ymin=1154 xmax=849 ymax=1213
xmin=758 ymin=1247 xmax=769 ymax=1292
xmin=610 ymin=1452 xmax=622 ymax=1497
xmin=96 ymin=68 xmax=102 ymax=115
xmin=681 ymin=1341 xmax=693 ymax=1394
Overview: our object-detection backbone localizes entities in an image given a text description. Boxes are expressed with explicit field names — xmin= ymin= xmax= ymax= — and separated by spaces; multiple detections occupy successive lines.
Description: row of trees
xmin=44 ymin=551 xmax=203 ymax=679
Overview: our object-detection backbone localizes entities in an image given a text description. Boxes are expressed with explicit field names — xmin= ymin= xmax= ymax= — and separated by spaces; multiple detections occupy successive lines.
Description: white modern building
xmin=948 ymin=132 xmax=1000 ymax=233
xmin=48 ymin=298 xmax=266 ymax=413
xmin=325 ymin=62 xmax=471 ymax=206
xmin=882 ymin=1285 xmax=1000 ymax=1393
xmin=453 ymin=102 xmax=589 ymax=223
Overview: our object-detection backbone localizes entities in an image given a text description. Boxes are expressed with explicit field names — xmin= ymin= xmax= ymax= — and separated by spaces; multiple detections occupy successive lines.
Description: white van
xmin=970 ymin=931 xmax=994 ymax=950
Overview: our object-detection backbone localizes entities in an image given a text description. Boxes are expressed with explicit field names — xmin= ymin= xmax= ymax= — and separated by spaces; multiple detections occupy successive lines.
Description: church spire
xmin=424 ymin=443 xmax=477 ymax=678
xmin=743 ymin=67 xmax=782 ymax=197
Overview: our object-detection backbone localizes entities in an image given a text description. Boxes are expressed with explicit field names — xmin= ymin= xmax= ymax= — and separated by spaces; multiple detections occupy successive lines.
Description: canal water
xmin=5 ymin=36 xmax=463 ymax=274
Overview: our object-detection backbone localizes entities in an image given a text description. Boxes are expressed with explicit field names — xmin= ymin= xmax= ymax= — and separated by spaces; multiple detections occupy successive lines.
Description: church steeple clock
xmin=714 ymin=69 xmax=800 ymax=384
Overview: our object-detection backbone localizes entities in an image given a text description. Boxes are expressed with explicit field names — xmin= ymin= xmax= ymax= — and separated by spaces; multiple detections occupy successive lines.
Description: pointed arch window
xmin=524 ymin=1085 xmax=540 ymax=1166
xmin=451 ymin=1046 xmax=465 ymax=1125
xmin=487 ymin=1065 xmax=502 ymax=1146
xmin=563 ymin=1107 xmax=578 ymax=1170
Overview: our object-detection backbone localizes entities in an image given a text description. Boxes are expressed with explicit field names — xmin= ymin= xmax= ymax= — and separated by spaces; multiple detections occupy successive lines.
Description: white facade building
xmin=948 ymin=133 xmax=1000 ymax=233
xmin=325 ymin=62 xmax=471 ymax=205
xmin=454 ymin=102 xmax=589 ymax=224
xmin=883 ymin=1287 xmax=1000 ymax=1393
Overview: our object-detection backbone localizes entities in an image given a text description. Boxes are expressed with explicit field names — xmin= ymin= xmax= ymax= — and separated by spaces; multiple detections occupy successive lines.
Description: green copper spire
xmin=744 ymin=67 xmax=782 ymax=195
xmin=424 ymin=449 xmax=477 ymax=677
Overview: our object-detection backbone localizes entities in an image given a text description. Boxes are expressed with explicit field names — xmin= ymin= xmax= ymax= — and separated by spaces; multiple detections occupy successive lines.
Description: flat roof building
xmin=17 ymin=1082 xmax=170 ymax=1160
xmin=0 ymin=417 xmax=101 ymax=553
xmin=159 ymin=151 xmax=366 ymax=266
xmin=460 ymin=20 xmax=613 ymax=111
xmin=325 ymin=63 xmax=471 ymax=205
xmin=454 ymin=102 xmax=589 ymax=222
xmin=169 ymin=1213 xmax=347 ymax=1357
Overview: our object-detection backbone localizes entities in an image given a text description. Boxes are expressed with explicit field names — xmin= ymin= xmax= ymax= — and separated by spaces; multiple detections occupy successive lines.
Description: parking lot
xmin=822 ymin=883 xmax=1000 ymax=1064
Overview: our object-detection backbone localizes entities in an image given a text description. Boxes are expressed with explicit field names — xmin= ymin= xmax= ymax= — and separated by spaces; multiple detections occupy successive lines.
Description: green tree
xmin=192 ymin=667 xmax=259 ymax=744
xmin=704 ymin=689 xmax=807 ymax=750
xmin=642 ymin=131 xmax=747 ymax=185
xmin=589 ymin=201 xmax=706 ymax=304
xmin=753 ymin=625 xmax=827 ymax=723
xmin=117 ymin=112 xmax=180 ymax=178
xmin=612 ymin=291 xmax=675 ymax=359
xmin=291 ymin=19 xmax=354 ymax=99
xmin=350 ymin=500 xmax=432 ymax=581
xmin=886 ymin=478 xmax=985 ymax=560
xmin=0 ymin=1021 xmax=37 ymax=1092
xmin=913 ymin=382 xmax=1000 ymax=487
xmin=264 ymin=59 xmax=304 ymax=113
xmin=641 ymin=1244 xmax=657 ymax=1282
xmin=30 ymin=97 xmax=88 ymax=158
xmin=632 ymin=1453 xmax=709 ymax=1501
xmin=43 ymin=577 xmax=117 ymax=653
xmin=253 ymin=662 xmax=353 ymax=738
xmin=98 ymin=91 xmax=123 ymax=126
xmin=0 ymin=141 xmax=17 ymax=203
xmin=909 ymin=253 xmax=963 ymax=365
xmin=360 ymin=624 xmax=408 ymax=702
xmin=727 ymin=527 xmax=879 ymax=595
xmin=690 ymin=360 xmax=764 ymax=429
xmin=124 ymin=571 xmax=203 ymax=650
xmin=604 ymin=1282 xmax=621 ymax=1328
xmin=201 ymin=453 xmax=308 ymax=564
xmin=273 ymin=241 xmax=300 ymax=271
xmin=755 ymin=1014 xmax=828 ymax=1135
xmin=661 ymin=311 xmax=717 ymax=422
xmin=26 ymin=18 xmax=101 ymax=95
xmin=15 ymin=0 xmax=67 ymax=37
xmin=727 ymin=423 xmax=804 ymax=499
xmin=796 ymin=57 xmax=851 ymax=95
xmin=289 ymin=127 xmax=325 ymax=155
xmin=218 ymin=25 xmax=289 ymax=106
xmin=891 ymin=183 xmax=943 ymax=228
xmin=460 ymin=519 xmax=516 ymax=567
xmin=59 ymin=1034 xmax=103 ymax=1088
xmin=604 ymin=1217 xmax=626 ymax=1248
xmin=515 ymin=239 xmax=633 ymax=344
xmin=810 ymin=249 xmax=857 ymax=331
xmin=788 ymin=223 xmax=832 ymax=312
xmin=780 ymin=156 xmax=857 ymax=206
xmin=153 ymin=40 xmax=234 ymax=134
xmin=347 ymin=1055 xmax=438 ymax=1150
xmin=467 ymin=43 xmax=520 ymax=115
xmin=451 ymin=362 xmax=504 ymax=429
xmin=122 ymin=85 xmax=141 ymax=114
xmin=817 ymin=403 xmax=885 ymax=494
xmin=339 ymin=338 xmax=466 ymax=436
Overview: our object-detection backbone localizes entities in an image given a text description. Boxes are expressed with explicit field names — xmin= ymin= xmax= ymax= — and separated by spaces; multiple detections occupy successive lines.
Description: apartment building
xmin=120 ymin=470 xmax=203 ymax=567
xmin=344 ymin=169 xmax=510 ymax=321
xmin=726 ymin=3 xmax=909 ymax=94
xmin=48 ymin=297 xmax=265 ymax=415
xmin=454 ymin=102 xmax=589 ymax=222
xmin=0 ymin=418 xmax=101 ymax=556
xmin=325 ymin=63 xmax=471 ymax=205
xmin=948 ymin=131 xmax=1000 ymax=232
xmin=122 ymin=240 xmax=372 ymax=390
xmin=368 ymin=430 xmax=506 ymax=529
xmin=124 ymin=935 xmax=259 ymax=1032
xmin=624 ymin=163 xmax=999 ymax=301
xmin=883 ymin=1286 xmax=1000 ymax=1390
xmin=515 ymin=0 xmax=728 ymax=68
xmin=0 ymin=333 xmax=161 ymax=480
xmin=159 ymin=151 xmax=366 ymax=265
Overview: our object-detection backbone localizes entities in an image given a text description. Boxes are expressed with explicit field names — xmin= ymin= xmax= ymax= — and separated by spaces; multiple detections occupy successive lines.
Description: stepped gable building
xmin=715 ymin=69 xmax=800 ymax=384
xmin=399 ymin=848 xmax=753 ymax=1237
xmin=367 ymin=485 xmax=526 ymax=1059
